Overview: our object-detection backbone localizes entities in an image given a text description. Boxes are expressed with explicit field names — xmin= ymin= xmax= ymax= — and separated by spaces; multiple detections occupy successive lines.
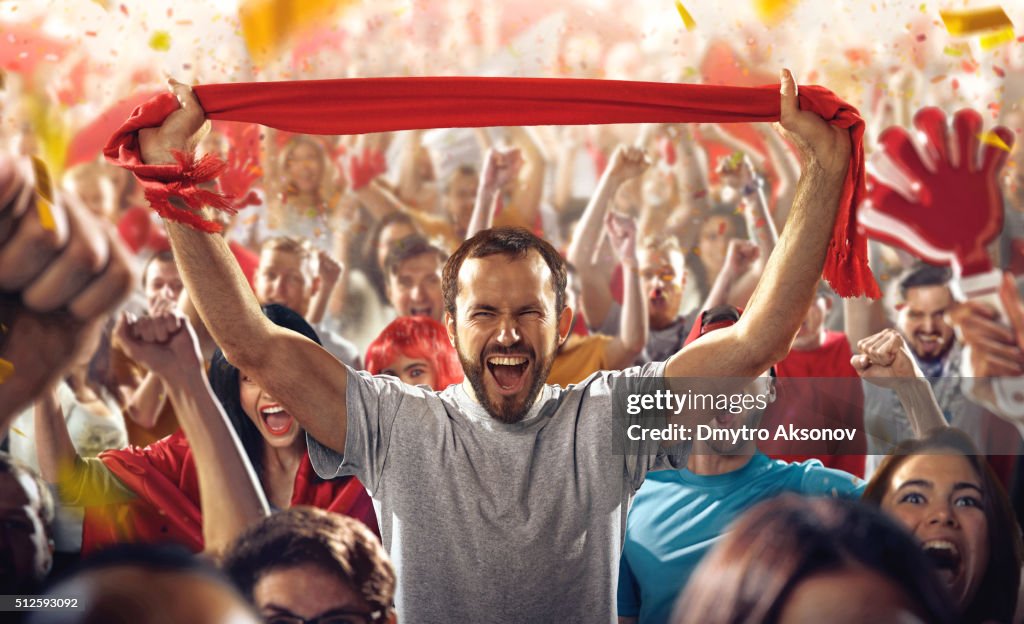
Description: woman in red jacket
xmin=36 ymin=304 xmax=377 ymax=555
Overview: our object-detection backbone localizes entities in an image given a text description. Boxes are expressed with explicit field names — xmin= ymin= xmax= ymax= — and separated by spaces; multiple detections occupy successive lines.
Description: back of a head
xmin=0 ymin=452 xmax=54 ymax=593
xmin=28 ymin=544 xmax=256 ymax=624
xmin=221 ymin=506 xmax=395 ymax=621
xmin=673 ymin=495 xmax=956 ymax=624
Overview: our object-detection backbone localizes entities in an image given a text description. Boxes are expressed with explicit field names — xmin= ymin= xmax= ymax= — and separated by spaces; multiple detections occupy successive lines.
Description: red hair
xmin=365 ymin=317 xmax=463 ymax=391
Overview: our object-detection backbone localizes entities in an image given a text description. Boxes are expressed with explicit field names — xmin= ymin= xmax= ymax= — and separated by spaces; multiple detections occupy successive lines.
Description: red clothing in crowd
xmin=82 ymin=430 xmax=378 ymax=554
xmin=762 ymin=330 xmax=866 ymax=478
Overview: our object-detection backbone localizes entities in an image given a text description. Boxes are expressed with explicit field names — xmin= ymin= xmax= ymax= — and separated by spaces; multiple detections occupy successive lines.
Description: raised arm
xmin=467 ymin=147 xmax=522 ymax=238
xmin=851 ymin=328 xmax=947 ymax=437
xmin=701 ymin=239 xmax=760 ymax=311
xmin=664 ymin=126 xmax=712 ymax=251
xmin=33 ymin=386 xmax=79 ymax=484
xmin=666 ymin=69 xmax=851 ymax=381
xmin=0 ymin=155 xmax=134 ymax=427
xmin=602 ymin=212 xmax=648 ymax=368
xmin=755 ymin=122 xmax=800 ymax=225
xmin=113 ymin=311 xmax=269 ymax=556
xmin=565 ymin=145 xmax=649 ymax=328
xmin=137 ymin=80 xmax=350 ymax=453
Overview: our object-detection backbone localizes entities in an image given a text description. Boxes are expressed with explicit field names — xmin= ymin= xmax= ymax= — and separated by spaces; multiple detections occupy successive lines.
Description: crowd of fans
xmin=2 ymin=2 xmax=1024 ymax=622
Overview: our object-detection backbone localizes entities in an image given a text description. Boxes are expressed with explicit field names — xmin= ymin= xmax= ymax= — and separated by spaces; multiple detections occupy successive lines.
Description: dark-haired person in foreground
xmin=135 ymin=69 xmax=851 ymax=623
xmin=223 ymin=506 xmax=396 ymax=624
xmin=27 ymin=544 xmax=258 ymax=624
xmin=672 ymin=495 xmax=957 ymax=624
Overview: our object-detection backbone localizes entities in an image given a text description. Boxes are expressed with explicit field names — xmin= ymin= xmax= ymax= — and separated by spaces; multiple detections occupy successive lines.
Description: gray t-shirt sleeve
xmin=307 ymin=367 xmax=424 ymax=493
xmin=616 ymin=360 xmax=686 ymax=491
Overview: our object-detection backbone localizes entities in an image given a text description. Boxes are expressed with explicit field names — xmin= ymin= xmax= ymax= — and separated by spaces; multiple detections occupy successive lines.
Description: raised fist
xmin=0 ymin=155 xmax=134 ymax=424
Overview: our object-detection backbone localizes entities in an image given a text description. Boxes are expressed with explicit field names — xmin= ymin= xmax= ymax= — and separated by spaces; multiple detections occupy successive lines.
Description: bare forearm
xmin=164 ymin=220 xmax=272 ymax=368
xmin=33 ymin=389 xmax=80 ymax=483
xmin=123 ymin=372 xmax=167 ymax=429
xmin=673 ymin=139 xmax=712 ymax=250
xmin=618 ymin=262 xmax=648 ymax=356
xmin=467 ymin=183 xmax=498 ymax=237
xmin=566 ymin=170 xmax=622 ymax=269
xmin=703 ymin=265 xmax=740 ymax=312
xmin=163 ymin=371 xmax=269 ymax=555
xmin=741 ymin=188 xmax=778 ymax=259
xmin=738 ymin=165 xmax=844 ymax=365
xmin=895 ymin=379 xmax=948 ymax=437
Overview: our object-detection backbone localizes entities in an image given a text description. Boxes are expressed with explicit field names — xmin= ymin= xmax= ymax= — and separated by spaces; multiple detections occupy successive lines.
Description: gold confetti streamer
xmin=674 ymin=0 xmax=696 ymax=30
xmin=979 ymin=27 xmax=1014 ymax=50
xmin=0 ymin=358 xmax=13 ymax=384
xmin=940 ymin=6 xmax=1013 ymax=36
xmin=978 ymin=131 xmax=1012 ymax=152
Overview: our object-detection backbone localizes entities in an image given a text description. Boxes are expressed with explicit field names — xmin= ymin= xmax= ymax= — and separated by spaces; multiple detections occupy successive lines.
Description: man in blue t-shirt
xmin=617 ymin=306 xmax=945 ymax=624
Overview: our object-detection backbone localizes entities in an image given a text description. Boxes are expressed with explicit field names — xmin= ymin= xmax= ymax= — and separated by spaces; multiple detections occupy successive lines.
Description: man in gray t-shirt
xmin=138 ymin=70 xmax=848 ymax=624
xmin=308 ymin=362 xmax=669 ymax=622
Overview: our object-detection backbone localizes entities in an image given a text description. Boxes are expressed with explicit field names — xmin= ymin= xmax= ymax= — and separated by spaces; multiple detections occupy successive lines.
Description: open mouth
xmin=260 ymin=404 xmax=295 ymax=436
xmin=486 ymin=355 xmax=530 ymax=394
xmin=649 ymin=288 xmax=667 ymax=307
xmin=410 ymin=305 xmax=434 ymax=317
xmin=915 ymin=333 xmax=944 ymax=352
xmin=922 ymin=539 xmax=961 ymax=586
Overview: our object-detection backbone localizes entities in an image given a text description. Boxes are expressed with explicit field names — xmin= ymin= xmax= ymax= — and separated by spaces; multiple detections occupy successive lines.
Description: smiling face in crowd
xmin=239 ymin=372 xmax=304 ymax=449
xmin=880 ymin=452 xmax=989 ymax=611
xmin=449 ymin=250 xmax=571 ymax=424
xmin=897 ymin=285 xmax=955 ymax=364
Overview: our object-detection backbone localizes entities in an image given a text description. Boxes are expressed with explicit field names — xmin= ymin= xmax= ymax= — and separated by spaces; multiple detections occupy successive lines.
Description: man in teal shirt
xmin=617 ymin=306 xmax=944 ymax=624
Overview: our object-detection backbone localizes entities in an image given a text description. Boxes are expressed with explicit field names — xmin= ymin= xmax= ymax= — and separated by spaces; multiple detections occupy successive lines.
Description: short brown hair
xmin=259 ymin=236 xmax=316 ymax=277
xmin=442 ymin=227 xmax=567 ymax=318
xmin=221 ymin=507 xmax=394 ymax=622
xmin=384 ymin=234 xmax=447 ymax=277
xmin=140 ymin=250 xmax=176 ymax=289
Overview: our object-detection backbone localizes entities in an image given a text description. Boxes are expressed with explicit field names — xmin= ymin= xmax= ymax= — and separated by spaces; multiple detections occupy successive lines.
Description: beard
xmin=455 ymin=334 xmax=559 ymax=425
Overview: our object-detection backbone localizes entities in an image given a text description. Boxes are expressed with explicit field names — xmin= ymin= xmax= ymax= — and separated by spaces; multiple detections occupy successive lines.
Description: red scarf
xmin=104 ymin=76 xmax=878 ymax=298
xmin=82 ymin=431 xmax=378 ymax=554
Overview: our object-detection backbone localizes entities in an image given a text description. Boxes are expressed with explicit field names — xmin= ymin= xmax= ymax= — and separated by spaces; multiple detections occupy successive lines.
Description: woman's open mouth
xmin=486 ymin=355 xmax=530 ymax=395
xmin=921 ymin=539 xmax=962 ymax=587
xmin=260 ymin=404 xmax=295 ymax=436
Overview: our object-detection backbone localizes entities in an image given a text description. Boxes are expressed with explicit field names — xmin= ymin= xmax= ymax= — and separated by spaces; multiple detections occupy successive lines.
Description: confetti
xmin=30 ymin=156 xmax=53 ymax=203
xmin=674 ymin=0 xmax=696 ymax=30
xmin=994 ymin=66 xmax=1006 ymax=78
xmin=940 ymin=6 xmax=1012 ymax=36
xmin=930 ymin=74 xmax=947 ymax=83
xmin=10 ymin=426 xmax=26 ymax=438
xmin=753 ymin=0 xmax=797 ymax=25
xmin=978 ymin=131 xmax=1012 ymax=152
xmin=0 ymin=358 xmax=13 ymax=384
xmin=942 ymin=45 xmax=964 ymax=56
xmin=979 ymin=27 xmax=1014 ymax=51
xmin=149 ymin=31 xmax=171 ymax=51
xmin=36 ymin=197 xmax=56 ymax=232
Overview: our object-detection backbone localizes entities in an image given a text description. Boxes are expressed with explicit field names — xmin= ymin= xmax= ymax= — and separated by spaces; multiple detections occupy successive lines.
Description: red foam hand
xmin=217 ymin=125 xmax=263 ymax=209
xmin=348 ymin=146 xmax=387 ymax=191
xmin=861 ymin=108 xmax=1013 ymax=276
